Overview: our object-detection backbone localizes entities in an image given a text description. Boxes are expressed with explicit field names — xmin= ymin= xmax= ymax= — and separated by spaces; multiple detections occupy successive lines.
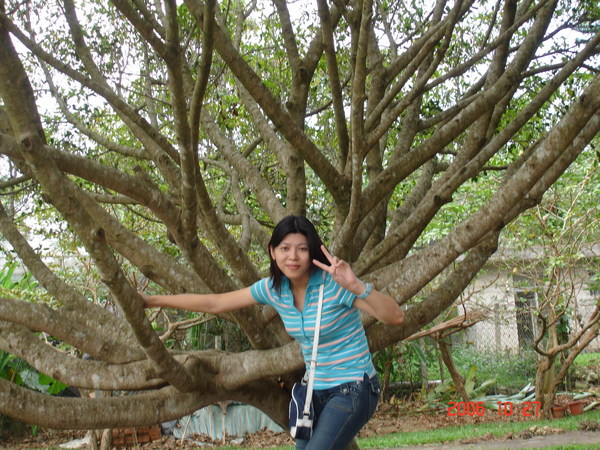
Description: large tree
xmin=0 ymin=0 xmax=599 ymax=433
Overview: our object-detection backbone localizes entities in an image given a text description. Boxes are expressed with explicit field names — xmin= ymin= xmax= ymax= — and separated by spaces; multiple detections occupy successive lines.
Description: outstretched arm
xmin=313 ymin=245 xmax=404 ymax=325
xmin=139 ymin=287 xmax=257 ymax=314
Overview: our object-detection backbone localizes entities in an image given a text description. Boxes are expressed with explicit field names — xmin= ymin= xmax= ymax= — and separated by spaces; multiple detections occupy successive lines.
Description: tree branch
xmin=184 ymin=0 xmax=349 ymax=204
xmin=4 ymin=14 xmax=182 ymax=174
xmin=109 ymin=0 xmax=168 ymax=59
xmin=0 ymin=321 xmax=166 ymax=390
xmin=0 ymin=297 xmax=140 ymax=363
xmin=0 ymin=376 xmax=292 ymax=431
xmin=316 ymin=0 xmax=349 ymax=170
xmin=361 ymin=0 xmax=562 ymax=219
xmin=366 ymin=232 xmax=500 ymax=351
xmin=373 ymin=73 xmax=599 ymax=303
xmin=199 ymin=108 xmax=286 ymax=221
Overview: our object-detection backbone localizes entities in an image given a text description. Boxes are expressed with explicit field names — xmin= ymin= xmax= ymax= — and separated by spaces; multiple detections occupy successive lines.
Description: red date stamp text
xmin=447 ymin=401 xmax=541 ymax=417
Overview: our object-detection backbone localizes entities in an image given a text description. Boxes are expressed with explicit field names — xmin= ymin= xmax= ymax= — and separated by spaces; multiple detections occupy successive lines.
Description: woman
xmin=141 ymin=216 xmax=404 ymax=449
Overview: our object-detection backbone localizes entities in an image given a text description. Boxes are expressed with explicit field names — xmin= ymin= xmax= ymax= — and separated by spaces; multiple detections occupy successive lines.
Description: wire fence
xmin=457 ymin=270 xmax=600 ymax=353
xmin=460 ymin=284 xmax=600 ymax=354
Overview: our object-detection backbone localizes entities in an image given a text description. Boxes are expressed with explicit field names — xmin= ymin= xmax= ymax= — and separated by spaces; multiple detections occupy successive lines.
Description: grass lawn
xmin=574 ymin=352 xmax=600 ymax=367
xmin=357 ymin=409 xmax=600 ymax=449
xmin=207 ymin=409 xmax=600 ymax=449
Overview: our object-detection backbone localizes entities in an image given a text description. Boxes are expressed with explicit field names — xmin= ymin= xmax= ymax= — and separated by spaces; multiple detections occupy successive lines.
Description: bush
xmin=373 ymin=340 xmax=441 ymax=388
xmin=451 ymin=345 xmax=537 ymax=393
xmin=375 ymin=341 xmax=538 ymax=397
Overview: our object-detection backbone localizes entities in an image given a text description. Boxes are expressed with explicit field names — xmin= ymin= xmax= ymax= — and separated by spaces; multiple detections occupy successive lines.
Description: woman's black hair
xmin=268 ymin=215 xmax=328 ymax=293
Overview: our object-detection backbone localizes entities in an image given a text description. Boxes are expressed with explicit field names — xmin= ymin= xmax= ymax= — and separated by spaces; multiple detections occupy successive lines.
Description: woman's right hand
xmin=136 ymin=287 xmax=257 ymax=313
xmin=138 ymin=291 xmax=155 ymax=308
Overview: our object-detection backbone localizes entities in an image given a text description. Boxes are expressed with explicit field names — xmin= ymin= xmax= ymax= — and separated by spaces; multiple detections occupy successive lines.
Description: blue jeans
xmin=295 ymin=374 xmax=381 ymax=450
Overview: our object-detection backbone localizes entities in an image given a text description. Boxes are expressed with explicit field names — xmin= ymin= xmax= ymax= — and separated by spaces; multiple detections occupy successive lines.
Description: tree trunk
xmin=86 ymin=430 xmax=98 ymax=450
xmin=381 ymin=359 xmax=391 ymax=400
xmin=99 ymin=429 xmax=112 ymax=450
xmin=419 ymin=339 xmax=429 ymax=394
xmin=535 ymin=355 xmax=558 ymax=419
xmin=438 ymin=338 xmax=470 ymax=403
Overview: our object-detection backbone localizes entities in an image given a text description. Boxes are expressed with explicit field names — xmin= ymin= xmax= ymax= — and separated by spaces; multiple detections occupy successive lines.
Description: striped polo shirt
xmin=250 ymin=268 xmax=376 ymax=389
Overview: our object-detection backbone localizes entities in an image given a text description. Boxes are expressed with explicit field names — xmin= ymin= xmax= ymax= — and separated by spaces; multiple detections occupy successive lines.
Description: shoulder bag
xmin=289 ymin=283 xmax=324 ymax=440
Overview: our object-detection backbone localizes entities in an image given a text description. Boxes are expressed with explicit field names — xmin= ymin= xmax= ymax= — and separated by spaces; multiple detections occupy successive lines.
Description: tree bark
xmin=438 ymin=338 xmax=470 ymax=404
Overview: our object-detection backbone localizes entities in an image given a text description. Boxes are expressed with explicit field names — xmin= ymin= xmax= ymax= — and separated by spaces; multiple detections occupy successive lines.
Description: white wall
xmin=463 ymin=266 xmax=600 ymax=354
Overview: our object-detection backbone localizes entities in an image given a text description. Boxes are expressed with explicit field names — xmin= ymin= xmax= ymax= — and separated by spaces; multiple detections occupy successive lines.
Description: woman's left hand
xmin=312 ymin=245 xmax=363 ymax=295
xmin=313 ymin=245 xmax=405 ymax=325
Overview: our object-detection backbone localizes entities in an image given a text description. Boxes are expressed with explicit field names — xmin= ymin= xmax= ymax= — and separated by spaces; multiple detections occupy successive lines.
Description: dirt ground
xmin=2 ymin=396 xmax=600 ymax=449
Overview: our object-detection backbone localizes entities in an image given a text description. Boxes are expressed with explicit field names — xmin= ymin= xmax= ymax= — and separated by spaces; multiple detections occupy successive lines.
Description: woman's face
xmin=270 ymin=233 xmax=311 ymax=286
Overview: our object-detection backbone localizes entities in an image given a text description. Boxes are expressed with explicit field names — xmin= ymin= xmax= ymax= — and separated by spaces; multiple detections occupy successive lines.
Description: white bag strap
xmin=302 ymin=283 xmax=324 ymax=417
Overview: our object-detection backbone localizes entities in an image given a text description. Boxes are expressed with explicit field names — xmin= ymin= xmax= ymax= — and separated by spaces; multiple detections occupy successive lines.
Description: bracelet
xmin=357 ymin=281 xmax=372 ymax=299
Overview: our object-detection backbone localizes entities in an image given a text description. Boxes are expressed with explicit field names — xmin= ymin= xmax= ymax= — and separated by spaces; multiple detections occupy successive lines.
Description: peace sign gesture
xmin=313 ymin=245 xmax=404 ymax=325
xmin=312 ymin=245 xmax=363 ymax=295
